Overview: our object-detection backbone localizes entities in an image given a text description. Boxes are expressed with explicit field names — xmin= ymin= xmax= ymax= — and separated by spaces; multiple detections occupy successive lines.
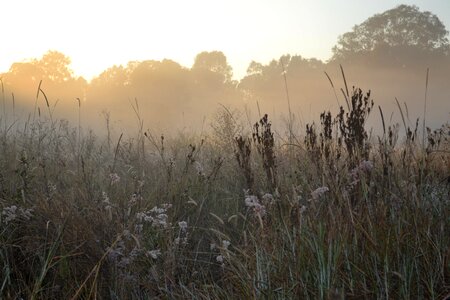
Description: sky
xmin=1 ymin=0 xmax=449 ymax=81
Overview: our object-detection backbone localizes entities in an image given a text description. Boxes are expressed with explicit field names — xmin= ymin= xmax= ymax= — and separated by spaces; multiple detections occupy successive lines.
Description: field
xmin=0 ymin=85 xmax=449 ymax=299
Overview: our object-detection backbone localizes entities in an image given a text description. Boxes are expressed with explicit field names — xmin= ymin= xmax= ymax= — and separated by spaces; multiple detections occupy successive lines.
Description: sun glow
xmin=1 ymin=0 xmax=449 ymax=81
xmin=0 ymin=0 xmax=345 ymax=80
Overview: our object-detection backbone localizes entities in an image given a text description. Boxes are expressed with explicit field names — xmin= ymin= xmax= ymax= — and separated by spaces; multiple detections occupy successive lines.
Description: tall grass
xmin=0 ymin=84 xmax=448 ymax=299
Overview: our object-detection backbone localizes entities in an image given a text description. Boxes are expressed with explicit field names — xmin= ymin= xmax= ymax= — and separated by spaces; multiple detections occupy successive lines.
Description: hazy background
xmin=0 ymin=2 xmax=449 ymax=135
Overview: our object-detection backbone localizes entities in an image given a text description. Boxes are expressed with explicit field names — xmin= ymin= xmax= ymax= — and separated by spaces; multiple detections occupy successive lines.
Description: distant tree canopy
xmin=192 ymin=51 xmax=233 ymax=83
xmin=332 ymin=5 xmax=450 ymax=62
xmin=6 ymin=51 xmax=77 ymax=85
xmin=2 ymin=50 xmax=86 ymax=108
xmin=1 ymin=4 xmax=450 ymax=130
xmin=239 ymin=55 xmax=325 ymax=110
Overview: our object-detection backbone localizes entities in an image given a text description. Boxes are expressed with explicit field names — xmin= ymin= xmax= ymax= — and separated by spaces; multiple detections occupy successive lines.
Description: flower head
xmin=178 ymin=221 xmax=188 ymax=232
xmin=311 ymin=186 xmax=329 ymax=200
xmin=2 ymin=205 xmax=33 ymax=224
xmin=109 ymin=173 xmax=120 ymax=185
xmin=146 ymin=249 xmax=161 ymax=259
xmin=222 ymin=240 xmax=231 ymax=250
xmin=245 ymin=195 xmax=266 ymax=217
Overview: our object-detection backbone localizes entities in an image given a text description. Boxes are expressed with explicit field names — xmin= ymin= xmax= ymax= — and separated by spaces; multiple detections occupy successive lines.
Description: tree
xmin=331 ymin=5 xmax=449 ymax=61
xmin=246 ymin=61 xmax=264 ymax=76
xmin=38 ymin=51 xmax=74 ymax=83
xmin=4 ymin=50 xmax=77 ymax=86
xmin=192 ymin=51 xmax=233 ymax=83
xmin=90 ymin=65 xmax=128 ymax=88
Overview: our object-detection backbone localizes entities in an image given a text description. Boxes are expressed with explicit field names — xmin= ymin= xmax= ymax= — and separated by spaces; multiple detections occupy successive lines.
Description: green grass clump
xmin=0 ymin=87 xmax=448 ymax=299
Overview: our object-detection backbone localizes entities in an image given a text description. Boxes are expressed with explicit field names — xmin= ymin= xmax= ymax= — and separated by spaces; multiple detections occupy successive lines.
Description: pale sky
xmin=1 ymin=0 xmax=449 ymax=80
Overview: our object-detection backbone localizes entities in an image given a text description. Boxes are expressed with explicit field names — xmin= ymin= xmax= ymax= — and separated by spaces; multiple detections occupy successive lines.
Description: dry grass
xmin=0 ymin=87 xmax=449 ymax=299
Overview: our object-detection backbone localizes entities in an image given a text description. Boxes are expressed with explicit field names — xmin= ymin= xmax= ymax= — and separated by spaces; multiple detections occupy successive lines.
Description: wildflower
xmin=359 ymin=160 xmax=373 ymax=172
xmin=129 ymin=193 xmax=138 ymax=206
xmin=144 ymin=215 xmax=154 ymax=223
xmin=350 ymin=160 xmax=374 ymax=180
xmin=222 ymin=240 xmax=230 ymax=250
xmin=136 ymin=205 xmax=171 ymax=228
xmin=194 ymin=161 xmax=204 ymax=175
xmin=175 ymin=237 xmax=188 ymax=245
xmin=136 ymin=212 xmax=146 ymax=222
xmin=262 ymin=193 xmax=274 ymax=204
xmin=216 ymin=255 xmax=224 ymax=263
xmin=210 ymin=243 xmax=216 ymax=250
xmin=300 ymin=205 xmax=307 ymax=214
xmin=110 ymin=173 xmax=120 ymax=185
xmin=108 ymin=240 xmax=125 ymax=262
xmin=129 ymin=247 xmax=141 ymax=259
xmin=150 ymin=206 xmax=166 ymax=214
xmin=122 ymin=229 xmax=131 ymax=239
xmin=178 ymin=221 xmax=188 ymax=232
xmin=147 ymin=249 xmax=161 ymax=259
xmin=155 ymin=214 xmax=168 ymax=228
xmin=117 ymin=257 xmax=131 ymax=268
xmin=134 ymin=224 xmax=143 ymax=234
xmin=48 ymin=182 xmax=57 ymax=194
xmin=2 ymin=205 xmax=17 ymax=224
xmin=245 ymin=195 xmax=259 ymax=207
xmin=161 ymin=203 xmax=172 ymax=210
xmin=253 ymin=204 xmax=266 ymax=216
xmin=2 ymin=205 xmax=33 ymax=224
xmin=245 ymin=195 xmax=266 ymax=217
xmin=311 ymin=186 xmax=329 ymax=200
xmin=102 ymin=192 xmax=111 ymax=206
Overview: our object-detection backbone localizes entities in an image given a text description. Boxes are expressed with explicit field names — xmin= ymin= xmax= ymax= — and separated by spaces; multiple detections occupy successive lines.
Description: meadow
xmin=0 ymin=82 xmax=448 ymax=299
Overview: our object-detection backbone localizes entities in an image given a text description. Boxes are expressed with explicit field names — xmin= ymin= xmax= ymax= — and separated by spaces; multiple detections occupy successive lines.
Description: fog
xmin=1 ymin=5 xmax=449 ymax=138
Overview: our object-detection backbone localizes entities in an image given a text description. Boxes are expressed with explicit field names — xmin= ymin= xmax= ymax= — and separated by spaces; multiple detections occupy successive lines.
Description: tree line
xmin=1 ymin=5 xmax=449 ymax=132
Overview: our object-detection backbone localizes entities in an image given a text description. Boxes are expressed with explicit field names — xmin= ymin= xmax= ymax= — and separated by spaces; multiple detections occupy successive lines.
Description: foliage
xmin=192 ymin=51 xmax=233 ymax=83
xmin=332 ymin=5 xmax=450 ymax=61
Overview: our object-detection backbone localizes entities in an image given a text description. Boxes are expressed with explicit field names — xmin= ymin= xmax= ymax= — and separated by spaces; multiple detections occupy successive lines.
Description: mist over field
xmin=2 ymin=53 xmax=449 ymax=136
xmin=1 ymin=4 xmax=449 ymax=137
xmin=0 ymin=4 xmax=449 ymax=299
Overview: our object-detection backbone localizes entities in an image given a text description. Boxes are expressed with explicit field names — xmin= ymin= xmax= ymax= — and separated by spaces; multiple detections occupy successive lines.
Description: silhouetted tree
xmin=5 ymin=62 xmax=44 ymax=88
xmin=331 ymin=5 xmax=450 ymax=62
xmin=38 ymin=51 xmax=74 ymax=83
xmin=90 ymin=65 xmax=128 ymax=88
xmin=1 ymin=51 xmax=86 ymax=122
xmin=246 ymin=61 xmax=264 ymax=76
xmin=4 ymin=50 xmax=84 ymax=86
xmin=239 ymin=55 xmax=325 ymax=110
xmin=192 ymin=51 xmax=233 ymax=83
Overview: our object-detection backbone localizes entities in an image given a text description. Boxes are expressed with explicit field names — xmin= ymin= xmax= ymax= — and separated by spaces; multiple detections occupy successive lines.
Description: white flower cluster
xmin=349 ymin=160 xmax=374 ymax=186
xmin=222 ymin=240 xmax=230 ymax=249
xmin=193 ymin=161 xmax=204 ymax=176
xmin=109 ymin=173 xmax=121 ymax=185
xmin=107 ymin=229 xmax=164 ymax=272
xmin=2 ymin=205 xmax=33 ymax=224
xmin=350 ymin=160 xmax=373 ymax=179
xmin=136 ymin=204 xmax=172 ymax=228
xmin=311 ymin=186 xmax=329 ymax=200
xmin=47 ymin=182 xmax=57 ymax=196
xmin=261 ymin=193 xmax=275 ymax=204
xmin=244 ymin=195 xmax=266 ymax=217
xmin=217 ymin=240 xmax=231 ymax=267
xmin=174 ymin=221 xmax=188 ymax=245
xmin=146 ymin=249 xmax=161 ymax=259
xmin=102 ymin=192 xmax=112 ymax=210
